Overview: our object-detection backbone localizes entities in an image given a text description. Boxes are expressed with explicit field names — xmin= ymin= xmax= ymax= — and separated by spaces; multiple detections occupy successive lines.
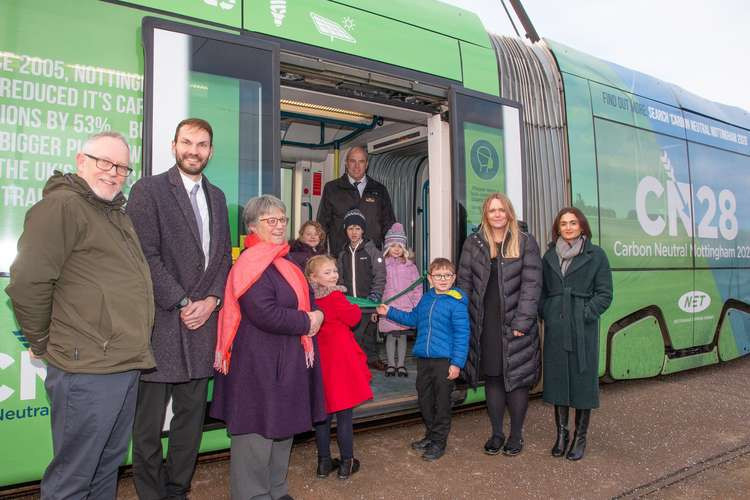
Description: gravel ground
xmin=8 ymin=356 xmax=750 ymax=499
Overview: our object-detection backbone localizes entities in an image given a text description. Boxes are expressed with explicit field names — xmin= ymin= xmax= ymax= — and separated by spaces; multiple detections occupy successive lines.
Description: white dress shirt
xmin=179 ymin=171 xmax=210 ymax=268
xmin=348 ymin=175 xmax=367 ymax=196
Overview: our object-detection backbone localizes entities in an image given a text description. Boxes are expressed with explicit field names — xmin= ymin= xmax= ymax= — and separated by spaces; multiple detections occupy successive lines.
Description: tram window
xmin=143 ymin=20 xmax=279 ymax=245
xmin=449 ymin=88 xmax=523 ymax=256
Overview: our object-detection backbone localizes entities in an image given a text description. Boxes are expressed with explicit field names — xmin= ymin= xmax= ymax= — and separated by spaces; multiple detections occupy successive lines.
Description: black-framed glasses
xmin=258 ymin=216 xmax=289 ymax=227
xmin=430 ymin=273 xmax=455 ymax=280
xmin=84 ymin=153 xmax=133 ymax=177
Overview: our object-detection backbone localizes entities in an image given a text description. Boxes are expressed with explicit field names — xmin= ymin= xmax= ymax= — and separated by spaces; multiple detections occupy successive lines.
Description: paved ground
xmin=7 ymin=356 xmax=750 ymax=499
xmin=645 ymin=451 xmax=750 ymax=499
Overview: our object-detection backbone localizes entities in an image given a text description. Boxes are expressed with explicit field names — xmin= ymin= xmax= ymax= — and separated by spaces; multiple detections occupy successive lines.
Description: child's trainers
xmin=422 ymin=442 xmax=445 ymax=461
xmin=410 ymin=437 xmax=432 ymax=451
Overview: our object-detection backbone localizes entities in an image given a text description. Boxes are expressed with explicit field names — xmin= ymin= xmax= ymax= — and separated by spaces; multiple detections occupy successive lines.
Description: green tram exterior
xmin=1 ymin=0 xmax=749 ymax=487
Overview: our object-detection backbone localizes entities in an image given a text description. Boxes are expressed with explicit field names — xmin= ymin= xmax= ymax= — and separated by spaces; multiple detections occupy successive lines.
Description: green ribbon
xmin=345 ymin=273 xmax=427 ymax=308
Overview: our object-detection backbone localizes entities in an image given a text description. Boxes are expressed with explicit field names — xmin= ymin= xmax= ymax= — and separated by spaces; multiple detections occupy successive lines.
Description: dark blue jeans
xmin=42 ymin=364 xmax=139 ymax=500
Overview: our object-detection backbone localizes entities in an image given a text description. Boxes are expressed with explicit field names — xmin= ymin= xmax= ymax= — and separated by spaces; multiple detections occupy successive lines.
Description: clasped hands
xmin=180 ymin=296 xmax=218 ymax=330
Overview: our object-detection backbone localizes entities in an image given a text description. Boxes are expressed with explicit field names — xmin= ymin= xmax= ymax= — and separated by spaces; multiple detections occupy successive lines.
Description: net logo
xmin=678 ymin=291 xmax=711 ymax=314
xmin=635 ymin=152 xmax=738 ymax=241
xmin=203 ymin=0 xmax=236 ymax=10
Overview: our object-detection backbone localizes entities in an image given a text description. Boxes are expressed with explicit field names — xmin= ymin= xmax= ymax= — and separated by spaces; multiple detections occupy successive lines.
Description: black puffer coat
xmin=457 ymin=230 xmax=543 ymax=391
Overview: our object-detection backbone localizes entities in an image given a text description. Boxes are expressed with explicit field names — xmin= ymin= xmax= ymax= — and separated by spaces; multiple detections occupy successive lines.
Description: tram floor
xmin=110 ymin=354 xmax=750 ymax=499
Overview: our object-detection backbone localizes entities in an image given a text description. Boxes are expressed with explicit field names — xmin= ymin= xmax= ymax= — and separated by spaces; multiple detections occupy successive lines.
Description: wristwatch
xmin=176 ymin=297 xmax=189 ymax=310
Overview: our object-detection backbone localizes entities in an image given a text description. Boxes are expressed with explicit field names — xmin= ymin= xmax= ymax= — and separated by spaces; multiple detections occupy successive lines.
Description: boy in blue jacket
xmin=376 ymin=257 xmax=470 ymax=461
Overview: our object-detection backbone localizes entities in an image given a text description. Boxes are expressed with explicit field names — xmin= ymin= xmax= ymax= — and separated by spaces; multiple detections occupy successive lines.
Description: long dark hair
xmin=551 ymin=207 xmax=592 ymax=241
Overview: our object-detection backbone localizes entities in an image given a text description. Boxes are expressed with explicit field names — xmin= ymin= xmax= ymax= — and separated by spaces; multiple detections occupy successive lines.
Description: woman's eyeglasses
xmin=258 ymin=216 xmax=289 ymax=227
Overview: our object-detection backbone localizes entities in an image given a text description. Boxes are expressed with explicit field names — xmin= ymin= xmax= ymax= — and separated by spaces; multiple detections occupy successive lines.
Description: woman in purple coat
xmin=210 ymin=195 xmax=326 ymax=499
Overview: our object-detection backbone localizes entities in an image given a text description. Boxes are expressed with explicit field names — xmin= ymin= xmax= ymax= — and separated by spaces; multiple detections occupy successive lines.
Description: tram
xmin=1 ymin=0 xmax=749 ymax=487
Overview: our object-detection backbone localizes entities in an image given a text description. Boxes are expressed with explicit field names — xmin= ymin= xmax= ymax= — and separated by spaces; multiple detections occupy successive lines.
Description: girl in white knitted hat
xmin=379 ymin=223 xmax=422 ymax=377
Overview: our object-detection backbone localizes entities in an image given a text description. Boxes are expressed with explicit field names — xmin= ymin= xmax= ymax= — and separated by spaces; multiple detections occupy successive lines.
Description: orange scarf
xmin=213 ymin=232 xmax=313 ymax=374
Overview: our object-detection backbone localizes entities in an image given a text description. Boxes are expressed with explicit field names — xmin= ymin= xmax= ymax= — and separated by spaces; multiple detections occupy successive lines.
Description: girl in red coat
xmin=305 ymin=255 xmax=373 ymax=480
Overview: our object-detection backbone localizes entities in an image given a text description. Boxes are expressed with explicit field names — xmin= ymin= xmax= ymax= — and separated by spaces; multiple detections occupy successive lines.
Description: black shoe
xmin=483 ymin=435 xmax=505 ymax=455
xmin=566 ymin=409 xmax=591 ymax=461
xmin=338 ymin=457 xmax=360 ymax=479
xmin=551 ymin=405 xmax=570 ymax=457
xmin=422 ymin=443 xmax=446 ymax=461
xmin=316 ymin=456 xmax=340 ymax=478
xmin=278 ymin=496 xmax=294 ymax=500
xmin=397 ymin=366 xmax=408 ymax=377
xmin=502 ymin=437 xmax=524 ymax=456
xmin=385 ymin=366 xmax=396 ymax=377
xmin=411 ymin=437 xmax=432 ymax=451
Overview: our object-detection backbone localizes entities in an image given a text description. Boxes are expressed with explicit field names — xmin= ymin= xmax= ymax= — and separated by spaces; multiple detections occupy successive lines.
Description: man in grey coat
xmin=127 ymin=118 xmax=232 ymax=499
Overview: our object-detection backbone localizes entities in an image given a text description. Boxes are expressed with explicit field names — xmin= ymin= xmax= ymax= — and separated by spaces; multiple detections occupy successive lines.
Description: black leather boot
xmin=337 ymin=457 xmax=360 ymax=479
xmin=566 ymin=409 xmax=591 ymax=461
xmin=316 ymin=456 xmax=340 ymax=478
xmin=551 ymin=405 xmax=570 ymax=457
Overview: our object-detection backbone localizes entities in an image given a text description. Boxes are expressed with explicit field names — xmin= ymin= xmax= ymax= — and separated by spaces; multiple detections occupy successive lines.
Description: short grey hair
xmin=243 ymin=195 xmax=286 ymax=231
xmin=345 ymin=145 xmax=367 ymax=162
xmin=82 ymin=132 xmax=131 ymax=157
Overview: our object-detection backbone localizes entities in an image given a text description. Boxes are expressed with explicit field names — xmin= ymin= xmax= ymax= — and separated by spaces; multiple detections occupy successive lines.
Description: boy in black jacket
xmin=338 ymin=209 xmax=386 ymax=370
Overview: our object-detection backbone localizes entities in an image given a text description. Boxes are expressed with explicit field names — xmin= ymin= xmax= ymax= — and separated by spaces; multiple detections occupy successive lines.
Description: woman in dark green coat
xmin=541 ymin=207 xmax=612 ymax=461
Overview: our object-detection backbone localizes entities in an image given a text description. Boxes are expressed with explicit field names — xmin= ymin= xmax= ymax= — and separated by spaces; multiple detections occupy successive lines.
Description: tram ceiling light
xmin=280 ymin=99 xmax=373 ymax=125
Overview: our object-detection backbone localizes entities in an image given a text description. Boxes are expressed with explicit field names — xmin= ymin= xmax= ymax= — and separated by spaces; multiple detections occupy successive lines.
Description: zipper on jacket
xmin=497 ymin=257 xmax=509 ymax=382
xmin=108 ymin=210 xmax=152 ymax=304
xmin=426 ymin=295 xmax=438 ymax=357
xmin=74 ymin=347 xmax=79 ymax=361
xmin=103 ymin=340 xmax=109 ymax=354
xmin=349 ymin=240 xmax=362 ymax=297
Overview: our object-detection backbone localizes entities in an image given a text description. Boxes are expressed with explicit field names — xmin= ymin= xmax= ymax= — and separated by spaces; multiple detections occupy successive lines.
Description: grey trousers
xmin=230 ymin=433 xmax=293 ymax=500
xmin=41 ymin=364 xmax=140 ymax=500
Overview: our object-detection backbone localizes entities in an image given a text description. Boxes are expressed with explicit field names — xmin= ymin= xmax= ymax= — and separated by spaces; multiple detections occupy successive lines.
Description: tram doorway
xmin=276 ymin=80 xmax=450 ymax=418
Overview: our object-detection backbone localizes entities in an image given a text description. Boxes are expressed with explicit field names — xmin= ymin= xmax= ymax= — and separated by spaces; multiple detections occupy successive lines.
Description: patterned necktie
xmin=354 ymin=181 xmax=361 ymax=197
xmin=189 ymin=183 xmax=203 ymax=244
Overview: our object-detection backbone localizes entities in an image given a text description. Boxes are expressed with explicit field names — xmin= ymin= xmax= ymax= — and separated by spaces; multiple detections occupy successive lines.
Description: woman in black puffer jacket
xmin=457 ymin=193 xmax=542 ymax=457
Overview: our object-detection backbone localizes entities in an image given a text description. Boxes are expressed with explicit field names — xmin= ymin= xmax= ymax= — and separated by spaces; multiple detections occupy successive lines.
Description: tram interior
xmin=278 ymin=83 xmax=437 ymax=419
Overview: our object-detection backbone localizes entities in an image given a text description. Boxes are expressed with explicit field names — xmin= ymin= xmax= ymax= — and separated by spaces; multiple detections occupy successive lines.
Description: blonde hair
xmin=480 ymin=193 xmax=520 ymax=259
xmin=304 ymin=254 xmax=336 ymax=280
xmin=298 ymin=220 xmax=326 ymax=245
xmin=384 ymin=243 xmax=414 ymax=262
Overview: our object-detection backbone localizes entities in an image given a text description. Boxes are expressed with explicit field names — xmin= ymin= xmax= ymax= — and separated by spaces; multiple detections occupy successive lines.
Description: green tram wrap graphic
xmin=551 ymin=40 xmax=750 ymax=380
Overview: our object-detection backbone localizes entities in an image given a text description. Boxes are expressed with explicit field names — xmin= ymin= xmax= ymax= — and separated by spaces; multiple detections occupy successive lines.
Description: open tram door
xmin=143 ymin=18 xmax=280 ymax=253
xmin=272 ymin=75 xmax=453 ymax=418
xmin=448 ymin=87 xmax=525 ymax=255
xmin=448 ymin=86 xmax=528 ymax=399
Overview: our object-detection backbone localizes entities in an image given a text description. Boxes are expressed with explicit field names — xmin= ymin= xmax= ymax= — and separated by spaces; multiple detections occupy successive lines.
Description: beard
xmin=175 ymin=151 xmax=209 ymax=176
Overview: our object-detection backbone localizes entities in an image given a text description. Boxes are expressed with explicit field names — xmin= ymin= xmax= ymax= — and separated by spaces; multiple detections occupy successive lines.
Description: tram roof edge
xmin=323 ymin=0 xmax=491 ymax=49
xmin=545 ymin=38 xmax=750 ymax=131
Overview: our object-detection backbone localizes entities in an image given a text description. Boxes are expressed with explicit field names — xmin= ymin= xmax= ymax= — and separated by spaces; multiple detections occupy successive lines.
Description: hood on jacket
xmin=45 ymin=170 xmax=127 ymax=211
xmin=429 ymin=287 xmax=467 ymax=304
